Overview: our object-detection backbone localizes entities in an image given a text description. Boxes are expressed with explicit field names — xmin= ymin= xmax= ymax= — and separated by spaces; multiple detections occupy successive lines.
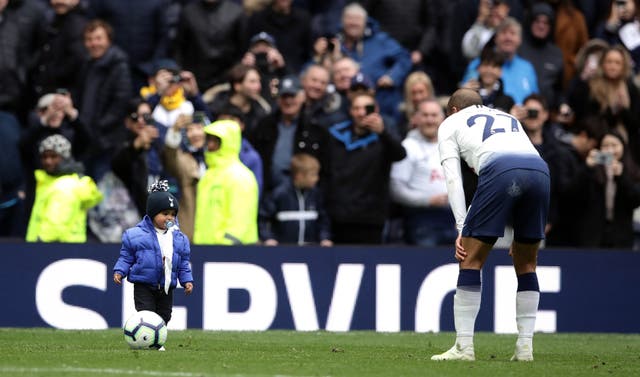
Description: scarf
xmin=160 ymin=87 xmax=186 ymax=111
xmin=139 ymin=84 xmax=157 ymax=100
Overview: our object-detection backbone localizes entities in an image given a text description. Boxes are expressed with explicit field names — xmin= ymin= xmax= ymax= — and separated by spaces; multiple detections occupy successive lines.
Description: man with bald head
xmin=432 ymin=88 xmax=549 ymax=362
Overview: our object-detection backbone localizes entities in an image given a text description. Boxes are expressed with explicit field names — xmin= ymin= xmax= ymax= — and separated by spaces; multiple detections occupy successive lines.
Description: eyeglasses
xmin=129 ymin=112 xmax=153 ymax=124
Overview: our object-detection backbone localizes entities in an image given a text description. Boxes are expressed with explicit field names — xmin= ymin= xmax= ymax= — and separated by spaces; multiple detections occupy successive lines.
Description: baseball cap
xmin=350 ymin=72 xmax=374 ymax=91
xmin=278 ymin=75 xmax=302 ymax=96
xmin=250 ymin=32 xmax=276 ymax=47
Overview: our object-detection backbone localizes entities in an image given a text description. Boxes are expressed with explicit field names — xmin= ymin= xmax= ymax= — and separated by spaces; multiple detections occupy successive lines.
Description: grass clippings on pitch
xmin=0 ymin=329 xmax=637 ymax=377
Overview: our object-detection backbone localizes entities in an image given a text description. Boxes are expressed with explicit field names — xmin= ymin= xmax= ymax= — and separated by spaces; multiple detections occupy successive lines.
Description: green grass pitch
xmin=0 ymin=329 xmax=638 ymax=376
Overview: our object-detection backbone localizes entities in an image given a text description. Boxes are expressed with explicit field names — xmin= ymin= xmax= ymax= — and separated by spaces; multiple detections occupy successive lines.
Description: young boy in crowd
xmin=259 ymin=153 xmax=332 ymax=246
xmin=113 ymin=180 xmax=194 ymax=346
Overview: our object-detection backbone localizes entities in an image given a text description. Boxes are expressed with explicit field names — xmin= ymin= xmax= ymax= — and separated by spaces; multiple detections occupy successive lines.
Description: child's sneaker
xmin=431 ymin=343 xmax=475 ymax=361
xmin=510 ymin=343 xmax=533 ymax=361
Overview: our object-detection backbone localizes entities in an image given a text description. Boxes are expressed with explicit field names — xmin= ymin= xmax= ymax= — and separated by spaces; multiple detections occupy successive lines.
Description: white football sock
xmin=454 ymin=287 xmax=481 ymax=348
xmin=515 ymin=290 xmax=540 ymax=347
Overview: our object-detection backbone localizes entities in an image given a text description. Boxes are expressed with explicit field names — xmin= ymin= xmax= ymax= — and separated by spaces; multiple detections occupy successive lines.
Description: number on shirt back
xmin=466 ymin=113 xmax=519 ymax=141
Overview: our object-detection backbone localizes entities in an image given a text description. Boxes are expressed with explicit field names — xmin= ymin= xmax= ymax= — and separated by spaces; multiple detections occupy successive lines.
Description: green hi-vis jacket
xmin=193 ymin=120 xmax=258 ymax=245
xmin=26 ymin=170 xmax=103 ymax=243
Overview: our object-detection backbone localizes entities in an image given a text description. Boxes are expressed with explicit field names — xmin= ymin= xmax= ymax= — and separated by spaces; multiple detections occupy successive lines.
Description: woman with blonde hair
xmin=398 ymin=71 xmax=435 ymax=136
xmin=569 ymin=45 xmax=640 ymax=163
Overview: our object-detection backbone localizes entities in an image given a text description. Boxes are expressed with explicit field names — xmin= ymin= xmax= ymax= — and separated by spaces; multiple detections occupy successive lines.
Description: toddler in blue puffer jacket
xmin=113 ymin=180 xmax=194 ymax=332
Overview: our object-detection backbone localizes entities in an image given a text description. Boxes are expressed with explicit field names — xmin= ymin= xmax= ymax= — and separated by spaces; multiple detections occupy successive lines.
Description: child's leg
xmin=156 ymin=289 xmax=174 ymax=325
xmin=134 ymin=284 xmax=157 ymax=312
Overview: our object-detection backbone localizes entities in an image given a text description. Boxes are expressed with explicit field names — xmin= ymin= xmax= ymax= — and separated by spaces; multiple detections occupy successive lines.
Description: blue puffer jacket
xmin=113 ymin=216 xmax=193 ymax=289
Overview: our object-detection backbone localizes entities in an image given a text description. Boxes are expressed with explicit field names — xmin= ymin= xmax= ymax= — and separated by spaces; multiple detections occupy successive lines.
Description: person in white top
xmin=389 ymin=99 xmax=456 ymax=246
xmin=431 ymin=89 xmax=549 ymax=362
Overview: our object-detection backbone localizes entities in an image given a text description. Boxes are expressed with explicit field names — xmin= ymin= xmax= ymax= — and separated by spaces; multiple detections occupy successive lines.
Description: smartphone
xmin=193 ymin=111 xmax=210 ymax=125
xmin=526 ymin=108 xmax=539 ymax=119
xmin=365 ymin=104 xmax=375 ymax=115
xmin=594 ymin=151 xmax=613 ymax=165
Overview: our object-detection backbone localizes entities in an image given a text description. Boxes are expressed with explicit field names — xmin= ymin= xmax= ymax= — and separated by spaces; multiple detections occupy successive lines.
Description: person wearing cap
xmin=344 ymin=71 xmax=402 ymax=140
xmin=249 ymin=74 xmax=331 ymax=195
xmin=241 ymin=31 xmax=288 ymax=104
xmin=113 ymin=180 xmax=194 ymax=333
xmin=193 ymin=120 xmax=259 ymax=245
xmin=26 ymin=134 xmax=103 ymax=243
xmin=145 ymin=59 xmax=211 ymax=132
xmin=462 ymin=0 xmax=511 ymax=61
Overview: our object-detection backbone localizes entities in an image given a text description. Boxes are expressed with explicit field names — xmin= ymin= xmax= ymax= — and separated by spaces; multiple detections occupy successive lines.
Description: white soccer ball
xmin=123 ymin=310 xmax=168 ymax=350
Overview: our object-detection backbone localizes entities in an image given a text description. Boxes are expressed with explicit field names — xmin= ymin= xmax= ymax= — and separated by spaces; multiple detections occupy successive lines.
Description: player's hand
xmin=455 ymin=234 xmax=467 ymax=261
xmin=264 ymin=239 xmax=279 ymax=246
xmin=113 ymin=273 xmax=123 ymax=285
xmin=184 ymin=282 xmax=193 ymax=295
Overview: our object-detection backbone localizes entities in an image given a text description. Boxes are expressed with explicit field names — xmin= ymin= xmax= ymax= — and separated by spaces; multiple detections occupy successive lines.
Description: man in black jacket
xmin=325 ymin=92 xmax=406 ymax=244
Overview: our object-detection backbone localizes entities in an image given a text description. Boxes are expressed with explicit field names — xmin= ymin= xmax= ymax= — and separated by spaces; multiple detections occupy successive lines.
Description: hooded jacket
xmin=26 ymin=166 xmax=102 ymax=242
xmin=193 ymin=120 xmax=258 ymax=245
xmin=113 ymin=215 xmax=193 ymax=288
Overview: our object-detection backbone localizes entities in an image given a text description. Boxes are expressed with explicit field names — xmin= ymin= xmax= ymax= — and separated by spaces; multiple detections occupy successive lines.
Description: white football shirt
xmin=438 ymin=105 xmax=539 ymax=173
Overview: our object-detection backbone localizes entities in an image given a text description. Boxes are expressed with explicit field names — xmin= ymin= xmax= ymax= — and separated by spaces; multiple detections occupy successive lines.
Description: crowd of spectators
xmin=2 ymin=0 xmax=640 ymax=250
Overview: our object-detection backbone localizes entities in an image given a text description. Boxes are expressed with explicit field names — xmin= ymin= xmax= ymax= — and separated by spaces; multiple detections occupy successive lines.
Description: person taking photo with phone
xmin=325 ymin=91 xmax=406 ymax=244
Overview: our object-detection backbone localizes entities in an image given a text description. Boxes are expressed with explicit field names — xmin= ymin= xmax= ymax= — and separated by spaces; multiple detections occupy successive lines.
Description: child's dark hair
xmin=291 ymin=153 xmax=320 ymax=176
xmin=479 ymin=48 xmax=506 ymax=67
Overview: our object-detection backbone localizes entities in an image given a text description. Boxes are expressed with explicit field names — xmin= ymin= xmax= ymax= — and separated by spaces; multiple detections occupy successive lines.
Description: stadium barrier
xmin=1 ymin=242 xmax=637 ymax=333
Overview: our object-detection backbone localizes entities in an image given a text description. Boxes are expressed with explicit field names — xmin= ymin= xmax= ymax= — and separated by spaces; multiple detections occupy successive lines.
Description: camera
xmin=365 ymin=104 xmax=376 ymax=115
xmin=142 ymin=113 xmax=154 ymax=124
xmin=594 ymin=151 xmax=614 ymax=165
xmin=526 ymin=108 xmax=539 ymax=119
xmin=170 ymin=73 xmax=183 ymax=84
xmin=254 ymin=52 xmax=269 ymax=71
xmin=193 ymin=111 xmax=210 ymax=125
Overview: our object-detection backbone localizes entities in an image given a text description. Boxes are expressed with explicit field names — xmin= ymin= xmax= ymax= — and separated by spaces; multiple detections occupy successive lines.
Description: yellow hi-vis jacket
xmin=26 ymin=170 xmax=103 ymax=243
xmin=193 ymin=120 xmax=258 ymax=245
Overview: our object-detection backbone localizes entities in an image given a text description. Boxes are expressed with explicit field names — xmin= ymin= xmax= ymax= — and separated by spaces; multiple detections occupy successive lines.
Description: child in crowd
xmin=462 ymin=48 xmax=515 ymax=112
xmin=26 ymin=134 xmax=102 ymax=243
xmin=259 ymin=153 xmax=332 ymax=246
xmin=113 ymin=180 xmax=194 ymax=342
